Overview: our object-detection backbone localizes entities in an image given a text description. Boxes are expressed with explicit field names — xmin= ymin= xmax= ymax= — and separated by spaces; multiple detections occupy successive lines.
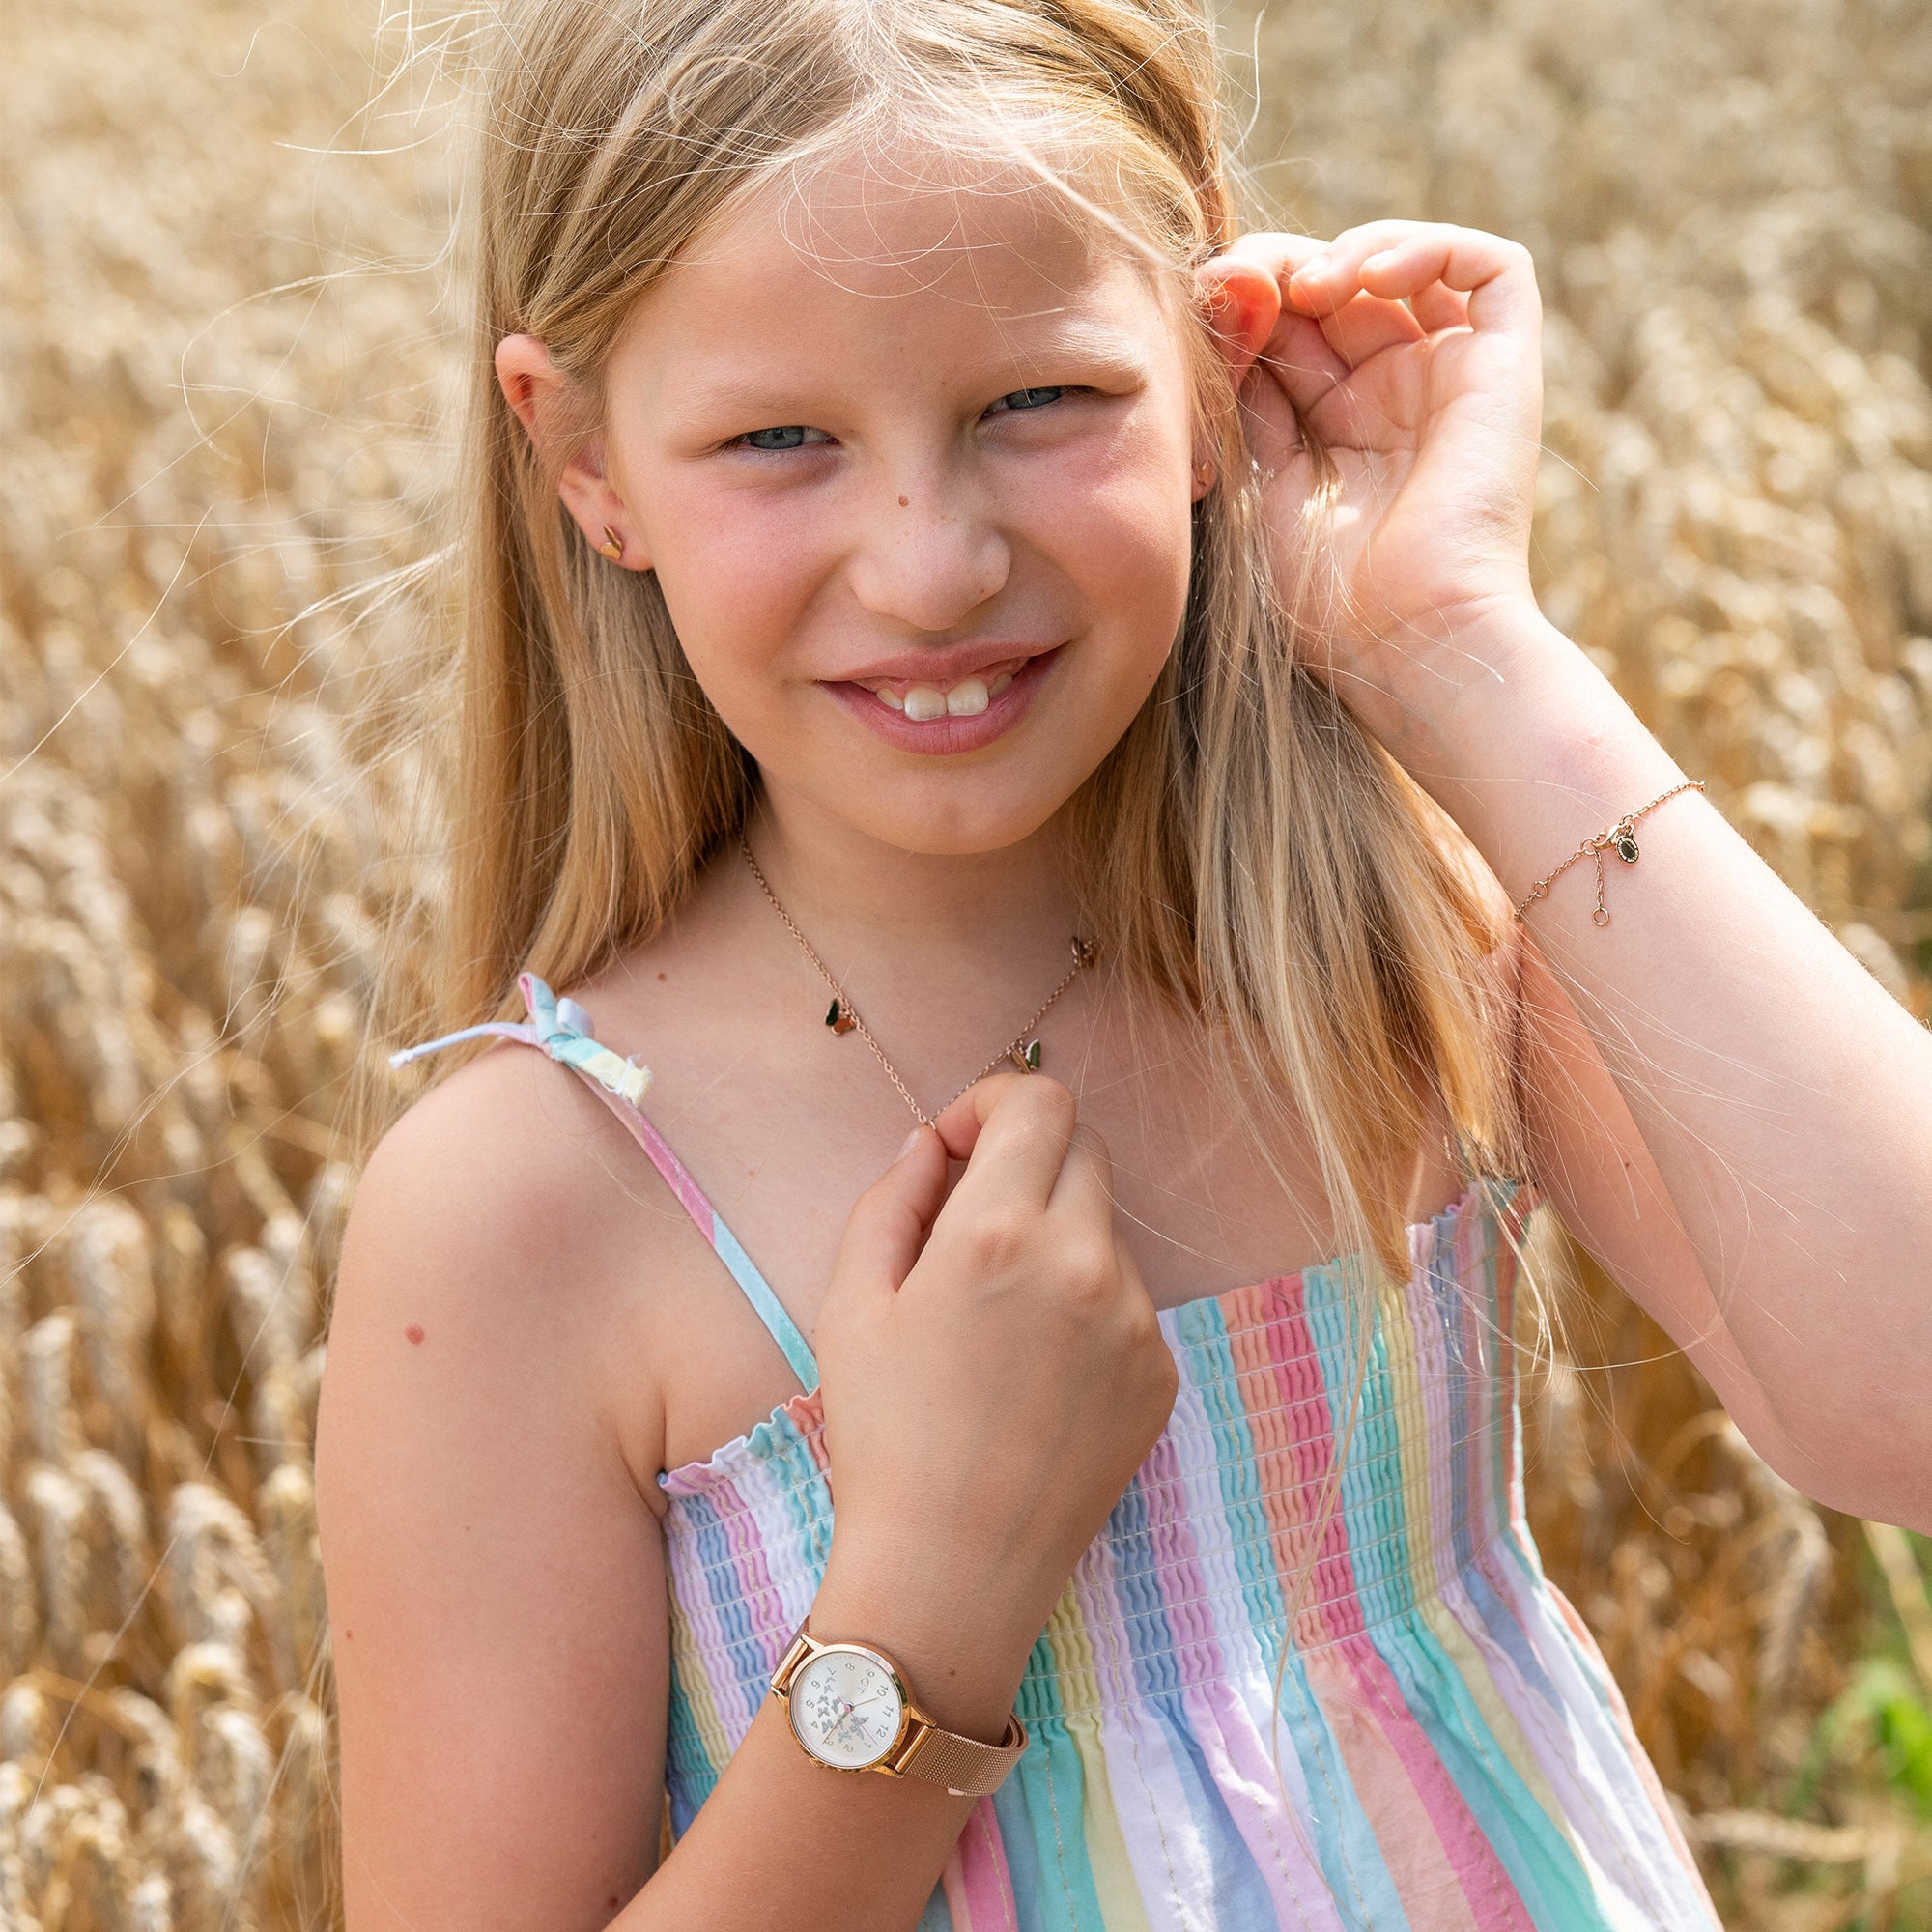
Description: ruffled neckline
xmin=660 ymin=1177 xmax=1511 ymax=1497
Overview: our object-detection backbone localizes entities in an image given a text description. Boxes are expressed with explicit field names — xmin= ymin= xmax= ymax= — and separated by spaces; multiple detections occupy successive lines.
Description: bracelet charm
xmin=1513 ymin=780 xmax=1705 ymax=927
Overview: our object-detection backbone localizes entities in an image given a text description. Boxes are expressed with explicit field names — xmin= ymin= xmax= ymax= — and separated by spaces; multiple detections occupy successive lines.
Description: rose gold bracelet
xmin=1512 ymin=779 xmax=1706 ymax=927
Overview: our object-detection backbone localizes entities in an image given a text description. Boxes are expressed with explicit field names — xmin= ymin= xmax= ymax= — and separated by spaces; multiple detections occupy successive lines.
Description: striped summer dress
xmin=393 ymin=972 xmax=1721 ymax=1931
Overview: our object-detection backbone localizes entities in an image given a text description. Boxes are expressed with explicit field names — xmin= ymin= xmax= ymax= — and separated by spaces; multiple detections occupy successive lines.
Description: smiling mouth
xmin=818 ymin=643 xmax=1062 ymax=753
xmin=840 ymin=646 xmax=1072 ymax=721
xmin=853 ymin=658 xmax=1025 ymax=720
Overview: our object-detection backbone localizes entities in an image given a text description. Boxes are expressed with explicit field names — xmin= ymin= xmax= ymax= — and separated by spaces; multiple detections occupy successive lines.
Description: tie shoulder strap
xmin=387 ymin=971 xmax=653 ymax=1105
xmin=387 ymin=974 xmax=818 ymax=1394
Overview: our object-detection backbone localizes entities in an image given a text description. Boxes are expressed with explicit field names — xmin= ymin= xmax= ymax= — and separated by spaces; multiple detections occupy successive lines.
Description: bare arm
xmin=1202 ymin=220 xmax=1932 ymax=1526
xmin=1420 ymin=620 xmax=1932 ymax=1527
xmin=316 ymin=1060 xmax=1171 ymax=1930
xmin=315 ymin=1064 xmax=671 ymax=1929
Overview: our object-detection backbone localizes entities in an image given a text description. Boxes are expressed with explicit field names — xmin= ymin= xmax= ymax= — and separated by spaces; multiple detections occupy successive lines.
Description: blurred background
xmin=2 ymin=0 xmax=1928 ymax=1924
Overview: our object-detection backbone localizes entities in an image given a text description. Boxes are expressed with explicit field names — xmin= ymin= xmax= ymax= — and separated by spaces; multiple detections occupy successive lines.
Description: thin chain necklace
xmin=738 ymin=833 xmax=1098 ymax=1128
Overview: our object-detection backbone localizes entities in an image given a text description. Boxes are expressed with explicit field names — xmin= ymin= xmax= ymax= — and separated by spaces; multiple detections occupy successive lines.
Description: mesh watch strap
xmin=892 ymin=1713 xmax=1028 ymax=1797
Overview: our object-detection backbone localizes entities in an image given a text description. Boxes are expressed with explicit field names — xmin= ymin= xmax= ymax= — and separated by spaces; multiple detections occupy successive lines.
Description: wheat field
xmin=2 ymin=0 xmax=1928 ymax=1925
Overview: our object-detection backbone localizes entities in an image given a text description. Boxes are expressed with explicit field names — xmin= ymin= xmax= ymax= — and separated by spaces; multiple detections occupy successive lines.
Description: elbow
xmin=1744 ymin=1409 xmax=1932 ymax=1534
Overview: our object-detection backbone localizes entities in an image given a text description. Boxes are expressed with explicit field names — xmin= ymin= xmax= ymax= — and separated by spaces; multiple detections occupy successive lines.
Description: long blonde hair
xmin=380 ymin=0 xmax=1525 ymax=1274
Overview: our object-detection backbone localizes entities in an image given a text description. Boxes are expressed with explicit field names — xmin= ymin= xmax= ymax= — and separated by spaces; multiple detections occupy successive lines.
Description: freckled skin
xmin=590 ymin=187 xmax=1200 ymax=860
xmin=405 ymin=1323 xmax=425 ymax=1345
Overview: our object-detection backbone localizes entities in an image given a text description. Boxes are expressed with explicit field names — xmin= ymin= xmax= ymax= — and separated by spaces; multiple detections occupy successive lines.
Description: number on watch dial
xmin=790 ymin=1648 xmax=906 ymax=1769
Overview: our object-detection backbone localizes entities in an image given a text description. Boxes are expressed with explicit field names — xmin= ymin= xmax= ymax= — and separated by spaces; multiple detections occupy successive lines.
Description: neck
xmin=743 ymin=781 xmax=1082 ymax=957
xmin=736 ymin=781 xmax=1094 ymax=1065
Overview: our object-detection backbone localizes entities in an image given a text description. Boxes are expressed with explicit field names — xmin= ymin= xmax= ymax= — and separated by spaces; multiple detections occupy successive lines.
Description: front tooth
xmin=871 ymin=685 xmax=905 ymax=712
xmin=903 ymin=685 xmax=949 ymax=722
xmin=946 ymin=677 xmax=989 ymax=717
xmin=986 ymin=669 xmax=1014 ymax=697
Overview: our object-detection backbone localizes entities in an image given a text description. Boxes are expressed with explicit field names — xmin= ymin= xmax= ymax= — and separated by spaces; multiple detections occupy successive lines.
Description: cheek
xmin=1028 ymin=432 xmax=1195 ymax=677
xmin=633 ymin=476 xmax=826 ymax=705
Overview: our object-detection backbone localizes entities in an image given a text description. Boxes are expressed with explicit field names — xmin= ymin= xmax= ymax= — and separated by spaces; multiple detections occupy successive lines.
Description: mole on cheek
xmin=405 ymin=1323 xmax=425 ymax=1346
xmin=897 ymin=495 xmax=909 ymax=508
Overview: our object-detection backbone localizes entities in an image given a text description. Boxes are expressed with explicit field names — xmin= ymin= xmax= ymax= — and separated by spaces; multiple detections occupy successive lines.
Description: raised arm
xmin=1426 ymin=623 xmax=1931 ymax=1526
xmin=1201 ymin=220 xmax=1932 ymax=1528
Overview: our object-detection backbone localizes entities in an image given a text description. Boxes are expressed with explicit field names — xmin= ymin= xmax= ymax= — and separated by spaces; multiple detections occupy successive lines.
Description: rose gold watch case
xmin=771 ymin=1629 xmax=914 ymax=1775
xmin=770 ymin=1620 xmax=1029 ymax=1793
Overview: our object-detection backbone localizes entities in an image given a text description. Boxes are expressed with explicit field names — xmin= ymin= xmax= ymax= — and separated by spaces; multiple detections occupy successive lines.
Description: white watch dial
xmin=789 ymin=1645 xmax=906 ymax=1769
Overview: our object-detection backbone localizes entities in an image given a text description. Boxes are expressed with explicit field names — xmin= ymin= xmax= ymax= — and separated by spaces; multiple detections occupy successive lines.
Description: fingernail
xmin=1294 ymin=254 xmax=1334 ymax=279
xmin=1361 ymin=250 xmax=1395 ymax=274
xmin=895 ymin=1126 xmax=923 ymax=1161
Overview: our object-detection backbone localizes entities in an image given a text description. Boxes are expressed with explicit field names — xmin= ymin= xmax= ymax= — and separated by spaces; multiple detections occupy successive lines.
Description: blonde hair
xmin=365 ymin=0 xmax=1532 ymax=1876
xmin=384 ymin=0 xmax=1525 ymax=1246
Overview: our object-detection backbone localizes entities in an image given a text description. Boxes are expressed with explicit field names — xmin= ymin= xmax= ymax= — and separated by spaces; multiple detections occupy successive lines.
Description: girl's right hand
xmin=809 ymin=1073 xmax=1179 ymax=1727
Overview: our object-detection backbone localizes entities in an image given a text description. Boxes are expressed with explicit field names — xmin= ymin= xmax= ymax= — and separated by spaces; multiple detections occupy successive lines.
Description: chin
xmin=838 ymin=783 xmax=1072 ymax=858
xmin=734 ymin=681 xmax=1151 ymax=857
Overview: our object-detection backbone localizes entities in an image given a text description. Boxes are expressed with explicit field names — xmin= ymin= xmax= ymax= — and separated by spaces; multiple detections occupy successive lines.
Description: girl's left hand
xmin=1197 ymin=221 xmax=1548 ymax=744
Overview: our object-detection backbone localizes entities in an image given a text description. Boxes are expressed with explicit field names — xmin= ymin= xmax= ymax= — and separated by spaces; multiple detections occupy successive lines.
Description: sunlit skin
xmin=491 ymin=152 xmax=1932 ymax=1530
xmin=317 ymin=126 xmax=1932 ymax=1932
xmin=529 ymin=162 xmax=1213 ymax=860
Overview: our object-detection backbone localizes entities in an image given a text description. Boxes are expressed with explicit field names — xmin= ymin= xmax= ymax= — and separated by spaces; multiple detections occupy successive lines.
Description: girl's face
xmin=593 ymin=149 xmax=1206 ymax=857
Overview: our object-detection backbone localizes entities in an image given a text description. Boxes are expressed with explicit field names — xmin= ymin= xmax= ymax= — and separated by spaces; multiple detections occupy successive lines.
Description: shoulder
xmin=360 ymin=1030 xmax=647 ymax=1240
xmin=342 ymin=1035 xmax=650 ymax=1331
xmin=323 ymin=1037 xmax=671 ymax=1512
xmin=315 ymin=1040 xmax=678 ymax=1918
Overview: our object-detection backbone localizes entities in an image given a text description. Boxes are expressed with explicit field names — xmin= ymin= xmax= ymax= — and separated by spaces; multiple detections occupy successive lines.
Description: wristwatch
xmin=769 ymin=1619 xmax=1028 ymax=1797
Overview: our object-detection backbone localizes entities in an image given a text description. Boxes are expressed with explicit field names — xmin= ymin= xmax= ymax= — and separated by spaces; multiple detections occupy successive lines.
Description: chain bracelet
xmin=1512 ymin=779 xmax=1706 ymax=928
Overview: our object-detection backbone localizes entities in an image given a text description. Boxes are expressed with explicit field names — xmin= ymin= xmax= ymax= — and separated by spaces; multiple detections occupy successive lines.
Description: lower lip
xmin=822 ymin=649 xmax=1061 ymax=755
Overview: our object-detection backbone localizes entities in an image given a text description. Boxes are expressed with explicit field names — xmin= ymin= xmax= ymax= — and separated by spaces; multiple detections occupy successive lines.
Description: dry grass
xmin=1 ymin=0 xmax=1927 ymax=1924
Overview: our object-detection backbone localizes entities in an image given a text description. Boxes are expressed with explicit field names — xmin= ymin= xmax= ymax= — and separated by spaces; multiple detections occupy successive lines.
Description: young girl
xmin=312 ymin=0 xmax=1932 ymax=1926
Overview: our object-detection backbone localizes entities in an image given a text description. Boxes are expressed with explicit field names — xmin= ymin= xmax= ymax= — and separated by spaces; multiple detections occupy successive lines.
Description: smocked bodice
xmin=395 ymin=976 xmax=1720 ymax=1930
xmin=654 ymin=1185 xmax=1715 ymax=1931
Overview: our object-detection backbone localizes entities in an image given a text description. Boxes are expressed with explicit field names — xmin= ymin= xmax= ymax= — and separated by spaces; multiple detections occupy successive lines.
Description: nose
xmin=844 ymin=470 xmax=1011 ymax=633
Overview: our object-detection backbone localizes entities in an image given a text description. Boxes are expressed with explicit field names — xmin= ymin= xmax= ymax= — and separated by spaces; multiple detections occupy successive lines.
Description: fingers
xmin=830 ymin=1123 xmax=951 ymax=1300
xmin=1200 ymin=230 xmax=1423 ymax=399
xmin=1407 ymin=279 xmax=1471 ymax=334
xmin=928 ymin=1069 xmax=1027 ymax=1162
xmin=941 ymin=1081 xmax=1123 ymax=1249
xmin=1210 ymin=229 xmax=1334 ymax=284
xmin=1043 ymin=1118 xmax=1116 ymax=1225
xmin=1288 ymin=221 xmax=1538 ymax=340
xmin=930 ymin=1072 xmax=1079 ymax=1214
xmin=1296 ymin=287 xmax=1425 ymax=371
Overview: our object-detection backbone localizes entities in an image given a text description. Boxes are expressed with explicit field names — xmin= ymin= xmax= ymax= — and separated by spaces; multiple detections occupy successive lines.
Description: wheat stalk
xmin=0 ymin=0 xmax=1925 ymax=1923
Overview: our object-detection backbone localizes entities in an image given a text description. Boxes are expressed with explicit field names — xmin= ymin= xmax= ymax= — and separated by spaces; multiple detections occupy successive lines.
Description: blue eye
xmin=736 ymin=425 xmax=829 ymax=451
xmin=990 ymin=386 xmax=1067 ymax=412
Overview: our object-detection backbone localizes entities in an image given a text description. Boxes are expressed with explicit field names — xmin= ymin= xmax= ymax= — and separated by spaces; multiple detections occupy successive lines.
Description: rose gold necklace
xmin=738 ymin=833 xmax=1098 ymax=1128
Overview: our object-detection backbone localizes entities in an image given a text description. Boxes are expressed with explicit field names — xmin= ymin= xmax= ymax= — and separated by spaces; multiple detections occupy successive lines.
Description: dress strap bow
xmin=387 ymin=971 xmax=652 ymax=1106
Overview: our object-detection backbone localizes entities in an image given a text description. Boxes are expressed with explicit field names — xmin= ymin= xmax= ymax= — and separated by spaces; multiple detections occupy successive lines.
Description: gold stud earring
xmin=597 ymin=525 xmax=625 ymax=562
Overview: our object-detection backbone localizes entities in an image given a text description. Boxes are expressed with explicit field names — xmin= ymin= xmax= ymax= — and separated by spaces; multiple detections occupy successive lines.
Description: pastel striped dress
xmin=393 ymin=973 xmax=1721 ymax=1931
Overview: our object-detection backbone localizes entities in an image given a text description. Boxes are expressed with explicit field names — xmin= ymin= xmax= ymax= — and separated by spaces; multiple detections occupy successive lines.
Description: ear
xmin=494 ymin=333 xmax=651 ymax=571
xmin=1188 ymin=258 xmax=1282 ymax=497
xmin=1194 ymin=258 xmax=1282 ymax=393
